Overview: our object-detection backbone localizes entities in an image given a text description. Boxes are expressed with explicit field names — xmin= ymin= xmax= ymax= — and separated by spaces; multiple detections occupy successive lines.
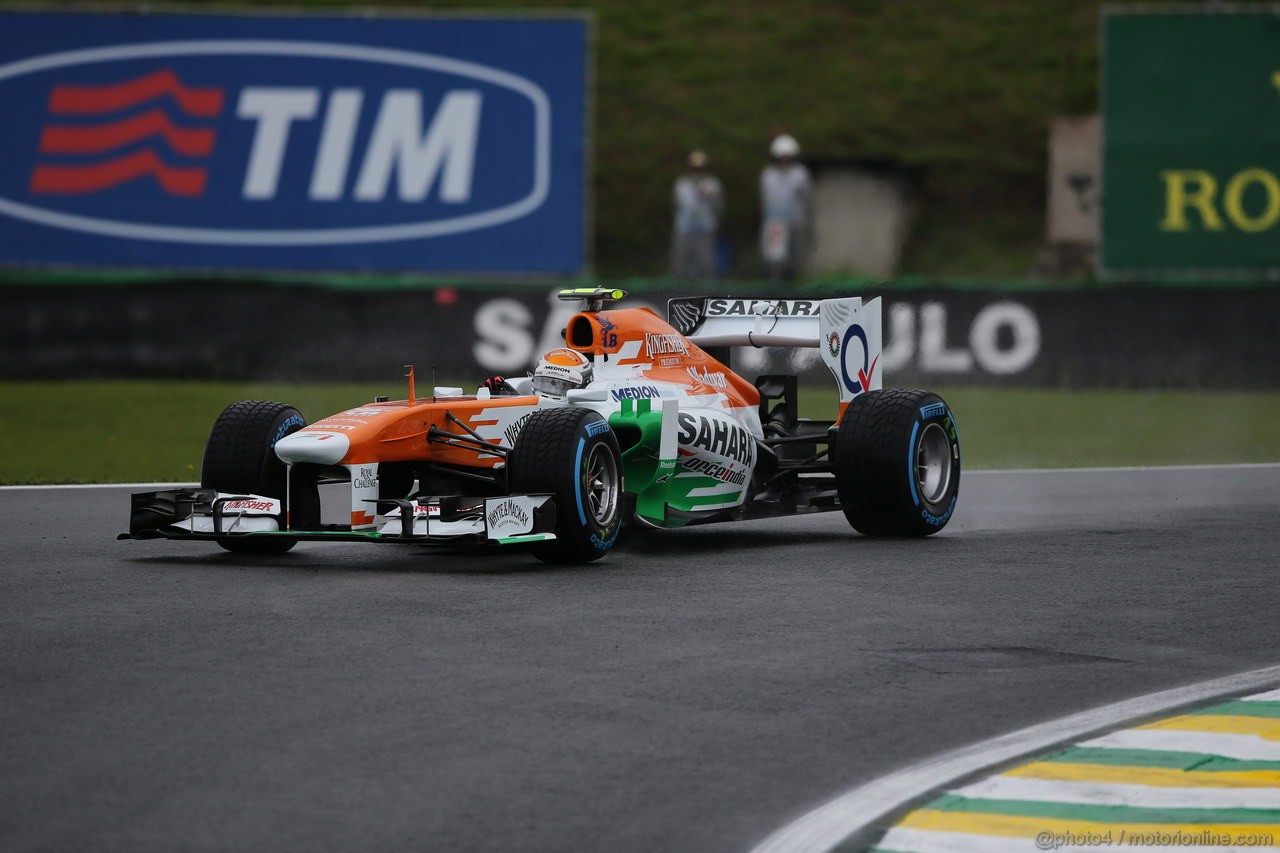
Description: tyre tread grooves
xmin=835 ymin=388 xmax=956 ymax=537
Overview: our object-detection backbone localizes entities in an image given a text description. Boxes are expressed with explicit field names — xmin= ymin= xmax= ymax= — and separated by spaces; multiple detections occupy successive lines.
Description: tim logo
xmin=30 ymin=69 xmax=224 ymax=197
xmin=0 ymin=40 xmax=550 ymax=246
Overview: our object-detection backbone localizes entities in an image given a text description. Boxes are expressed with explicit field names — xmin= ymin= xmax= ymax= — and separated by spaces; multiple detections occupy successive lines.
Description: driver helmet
xmin=532 ymin=348 xmax=594 ymax=400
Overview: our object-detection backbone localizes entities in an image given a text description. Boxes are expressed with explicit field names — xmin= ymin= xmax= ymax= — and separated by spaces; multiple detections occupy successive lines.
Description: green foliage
xmin=1 ymin=381 xmax=1277 ymax=484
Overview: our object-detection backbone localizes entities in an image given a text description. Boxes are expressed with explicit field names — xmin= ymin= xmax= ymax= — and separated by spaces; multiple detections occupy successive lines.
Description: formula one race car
xmin=121 ymin=289 xmax=960 ymax=563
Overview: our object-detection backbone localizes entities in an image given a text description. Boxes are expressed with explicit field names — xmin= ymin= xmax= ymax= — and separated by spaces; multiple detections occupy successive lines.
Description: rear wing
xmin=668 ymin=295 xmax=882 ymax=403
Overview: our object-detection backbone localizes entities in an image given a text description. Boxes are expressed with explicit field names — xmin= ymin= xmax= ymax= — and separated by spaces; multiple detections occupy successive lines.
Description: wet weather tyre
xmin=200 ymin=400 xmax=306 ymax=554
xmin=833 ymin=389 xmax=960 ymax=537
xmin=507 ymin=407 xmax=623 ymax=564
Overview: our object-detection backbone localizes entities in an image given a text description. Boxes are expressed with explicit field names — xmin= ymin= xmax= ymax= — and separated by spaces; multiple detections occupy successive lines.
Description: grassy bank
xmin=1 ymin=381 xmax=1276 ymax=485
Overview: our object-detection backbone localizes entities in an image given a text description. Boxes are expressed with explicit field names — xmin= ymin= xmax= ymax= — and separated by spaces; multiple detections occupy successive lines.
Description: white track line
xmin=0 ymin=482 xmax=198 ymax=491
xmin=968 ymin=462 xmax=1280 ymax=475
xmin=949 ymin=775 xmax=1280 ymax=809
xmin=1079 ymin=728 xmax=1280 ymax=762
xmin=748 ymin=663 xmax=1280 ymax=853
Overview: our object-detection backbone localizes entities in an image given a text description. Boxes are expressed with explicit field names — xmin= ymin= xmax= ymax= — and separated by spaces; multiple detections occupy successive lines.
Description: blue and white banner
xmin=0 ymin=10 xmax=589 ymax=274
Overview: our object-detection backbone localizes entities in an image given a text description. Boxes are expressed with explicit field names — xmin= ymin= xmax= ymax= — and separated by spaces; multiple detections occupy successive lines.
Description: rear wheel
xmin=201 ymin=400 xmax=306 ymax=554
xmin=507 ymin=407 xmax=623 ymax=564
xmin=833 ymin=389 xmax=960 ymax=537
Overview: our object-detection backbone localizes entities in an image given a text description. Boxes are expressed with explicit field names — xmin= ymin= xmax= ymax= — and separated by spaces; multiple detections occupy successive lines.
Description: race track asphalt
xmin=2 ymin=465 xmax=1278 ymax=853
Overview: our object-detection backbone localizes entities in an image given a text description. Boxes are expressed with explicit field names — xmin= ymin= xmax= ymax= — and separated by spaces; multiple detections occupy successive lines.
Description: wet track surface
xmin=2 ymin=466 xmax=1279 ymax=852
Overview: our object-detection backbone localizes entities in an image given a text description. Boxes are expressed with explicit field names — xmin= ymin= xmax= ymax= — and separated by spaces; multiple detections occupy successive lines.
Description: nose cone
xmin=275 ymin=430 xmax=351 ymax=465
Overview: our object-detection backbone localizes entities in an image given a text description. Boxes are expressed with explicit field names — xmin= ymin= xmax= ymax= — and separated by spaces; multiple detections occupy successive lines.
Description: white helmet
xmin=770 ymin=134 xmax=800 ymax=159
xmin=532 ymin=348 xmax=594 ymax=400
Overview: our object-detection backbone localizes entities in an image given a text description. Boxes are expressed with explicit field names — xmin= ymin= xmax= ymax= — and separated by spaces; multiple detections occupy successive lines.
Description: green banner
xmin=1102 ymin=8 xmax=1280 ymax=277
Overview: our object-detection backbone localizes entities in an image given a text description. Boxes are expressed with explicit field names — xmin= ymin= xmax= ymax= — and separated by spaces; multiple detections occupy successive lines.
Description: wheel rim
xmin=915 ymin=422 xmax=953 ymax=505
xmin=584 ymin=443 xmax=620 ymax=525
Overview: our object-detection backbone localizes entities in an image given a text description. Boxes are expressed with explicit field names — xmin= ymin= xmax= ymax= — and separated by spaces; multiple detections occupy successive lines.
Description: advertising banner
xmin=1102 ymin=8 xmax=1280 ymax=277
xmin=7 ymin=283 xmax=1280 ymax=389
xmin=0 ymin=9 xmax=589 ymax=274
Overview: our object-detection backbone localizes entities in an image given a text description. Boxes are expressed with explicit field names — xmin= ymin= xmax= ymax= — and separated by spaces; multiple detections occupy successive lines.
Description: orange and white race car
xmin=122 ymin=289 xmax=960 ymax=563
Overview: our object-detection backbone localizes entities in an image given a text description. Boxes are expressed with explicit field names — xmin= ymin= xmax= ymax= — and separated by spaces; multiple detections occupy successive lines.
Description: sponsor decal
xmin=220 ymin=499 xmax=277 ymax=512
xmin=611 ymin=385 xmax=663 ymax=401
xmin=667 ymin=299 xmax=705 ymax=335
xmin=685 ymin=365 xmax=727 ymax=388
xmin=272 ymin=414 xmax=305 ymax=443
xmin=313 ymin=423 xmax=357 ymax=431
xmin=590 ymin=527 xmax=619 ymax=550
xmin=542 ymin=347 xmax=585 ymax=365
xmin=676 ymin=411 xmax=756 ymax=466
xmin=680 ymin=456 xmax=746 ymax=486
xmin=944 ymin=415 xmax=959 ymax=446
xmin=922 ymin=496 xmax=956 ymax=526
xmin=384 ymin=504 xmax=440 ymax=520
xmin=839 ymin=323 xmax=879 ymax=396
xmin=920 ymin=402 xmax=946 ymax=420
xmin=826 ymin=331 xmax=841 ymax=357
xmin=352 ymin=466 xmax=378 ymax=490
xmin=596 ymin=314 xmax=619 ymax=349
xmin=465 ymin=403 xmax=541 ymax=445
xmin=503 ymin=411 xmax=533 ymax=445
xmin=486 ymin=497 xmax=530 ymax=533
xmin=706 ymin=298 xmax=821 ymax=318
xmin=643 ymin=332 xmax=688 ymax=357
xmin=659 ymin=356 xmax=682 ymax=368
xmin=585 ymin=419 xmax=611 ymax=436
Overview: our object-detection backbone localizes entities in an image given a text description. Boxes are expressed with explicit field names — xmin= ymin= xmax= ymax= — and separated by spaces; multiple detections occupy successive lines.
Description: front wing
xmin=118 ymin=488 xmax=558 ymax=547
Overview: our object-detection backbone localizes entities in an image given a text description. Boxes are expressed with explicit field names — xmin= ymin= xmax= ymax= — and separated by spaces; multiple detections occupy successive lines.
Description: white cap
xmin=770 ymin=134 xmax=800 ymax=158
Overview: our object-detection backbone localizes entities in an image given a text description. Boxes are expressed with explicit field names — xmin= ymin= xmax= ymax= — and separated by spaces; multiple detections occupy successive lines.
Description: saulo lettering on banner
xmin=877 ymin=301 xmax=1040 ymax=377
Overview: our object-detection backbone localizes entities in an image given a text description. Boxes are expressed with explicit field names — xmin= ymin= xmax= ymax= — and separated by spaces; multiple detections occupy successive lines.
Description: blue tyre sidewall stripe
xmin=910 ymin=404 xmax=962 ymax=510
xmin=907 ymin=419 xmax=921 ymax=507
xmin=574 ymin=436 xmax=588 ymax=526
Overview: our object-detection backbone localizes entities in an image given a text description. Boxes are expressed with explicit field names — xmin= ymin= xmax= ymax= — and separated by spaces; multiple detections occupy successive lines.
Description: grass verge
xmin=1 ymin=381 xmax=1276 ymax=485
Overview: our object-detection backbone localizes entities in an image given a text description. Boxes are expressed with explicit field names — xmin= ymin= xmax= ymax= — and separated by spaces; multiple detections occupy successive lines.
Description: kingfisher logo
xmin=0 ymin=13 xmax=586 ymax=272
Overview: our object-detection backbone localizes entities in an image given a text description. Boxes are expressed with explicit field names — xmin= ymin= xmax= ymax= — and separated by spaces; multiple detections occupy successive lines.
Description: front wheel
xmin=507 ymin=407 xmax=623 ymax=564
xmin=833 ymin=389 xmax=960 ymax=537
xmin=201 ymin=400 xmax=306 ymax=554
